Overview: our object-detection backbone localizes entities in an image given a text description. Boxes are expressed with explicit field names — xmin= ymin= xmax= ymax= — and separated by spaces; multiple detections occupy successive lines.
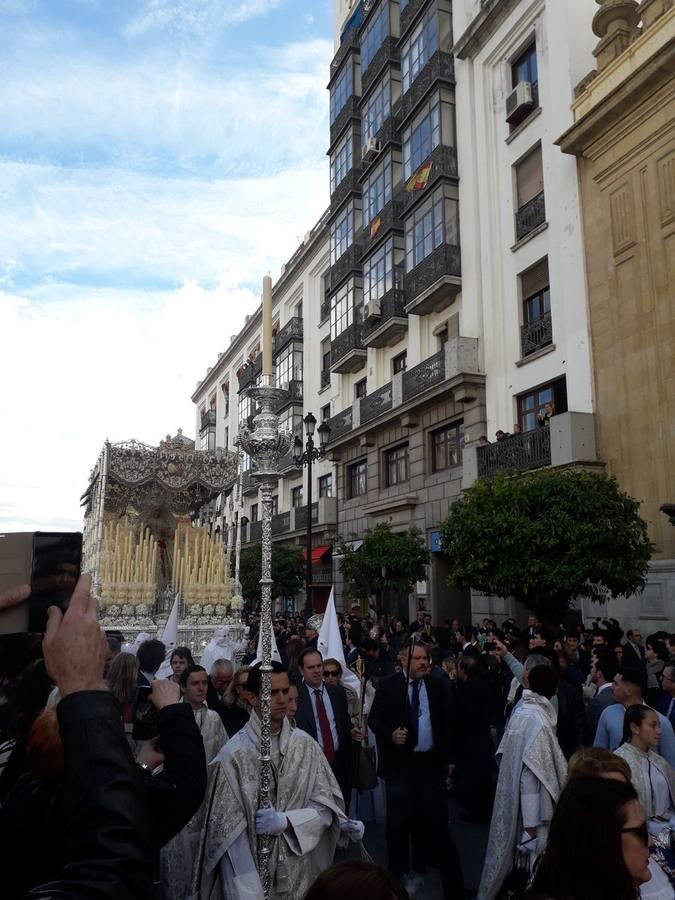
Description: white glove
xmin=340 ymin=818 xmax=365 ymax=842
xmin=516 ymin=830 xmax=538 ymax=854
xmin=255 ymin=808 xmax=288 ymax=835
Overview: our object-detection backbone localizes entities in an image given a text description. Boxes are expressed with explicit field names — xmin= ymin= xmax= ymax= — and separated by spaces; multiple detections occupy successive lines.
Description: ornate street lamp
xmin=293 ymin=413 xmax=331 ymax=618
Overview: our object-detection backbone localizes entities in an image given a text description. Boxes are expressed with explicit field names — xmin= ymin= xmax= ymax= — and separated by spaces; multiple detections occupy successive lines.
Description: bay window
xmin=330 ymin=201 xmax=359 ymax=265
xmin=362 ymin=153 xmax=393 ymax=224
xmin=330 ymin=62 xmax=354 ymax=124
xmin=361 ymin=1 xmax=389 ymax=73
xmin=330 ymin=129 xmax=354 ymax=194
xmin=362 ymin=71 xmax=391 ymax=143
xmin=401 ymin=2 xmax=453 ymax=93
xmin=404 ymin=185 xmax=458 ymax=271
xmin=330 ymin=278 xmax=361 ymax=340
xmin=402 ymin=90 xmax=455 ymax=180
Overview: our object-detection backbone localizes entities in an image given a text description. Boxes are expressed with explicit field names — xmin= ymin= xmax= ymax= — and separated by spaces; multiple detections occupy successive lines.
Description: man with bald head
xmin=206 ymin=659 xmax=233 ymax=726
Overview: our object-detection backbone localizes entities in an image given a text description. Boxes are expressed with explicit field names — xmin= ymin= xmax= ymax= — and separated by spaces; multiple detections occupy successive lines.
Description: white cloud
xmin=124 ymin=0 xmax=284 ymax=38
xmin=0 ymin=280 xmax=259 ymax=532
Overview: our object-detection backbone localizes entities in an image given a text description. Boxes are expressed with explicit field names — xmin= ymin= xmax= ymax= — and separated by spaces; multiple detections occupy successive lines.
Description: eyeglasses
xmin=323 ymin=670 xmax=340 ymax=678
xmin=621 ymin=822 xmax=648 ymax=845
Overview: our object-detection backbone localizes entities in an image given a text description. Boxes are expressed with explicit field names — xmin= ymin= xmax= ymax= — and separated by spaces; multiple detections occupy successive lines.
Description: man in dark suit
xmin=622 ymin=629 xmax=647 ymax=672
xmin=294 ymin=648 xmax=360 ymax=809
xmin=136 ymin=639 xmax=165 ymax=687
xmin=369 ymin=641 xmax=468 ymax=899
xmin=656 ymin=664 xmax=675 ymax=729
xmin=586 ymin=651 xmax=620 ymax=739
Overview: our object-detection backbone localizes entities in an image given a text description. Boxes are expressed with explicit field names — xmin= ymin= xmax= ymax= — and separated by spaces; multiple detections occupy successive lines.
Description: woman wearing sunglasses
xmin=526 ymin=777 xmax=652 ymax=900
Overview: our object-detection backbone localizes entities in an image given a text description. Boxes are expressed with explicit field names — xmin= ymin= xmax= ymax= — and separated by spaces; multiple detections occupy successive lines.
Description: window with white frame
xmin=330 ymin=62 xmax=353 ymax=124
xmin=401 ymin=90 xmax=454 ymax=179
xmin=362 ymin=71 xmax=390 ymax=143
xmin=404 ymin=185 xmax=458 ymax=271
xmin=363 ymin=237 xmax=394 ymax=306
xmin=330 ymin=130 xmax=354 ymax=194
xmin=275 ymin=345 xmax=303 ymax=387
xmin=361 ymin=1 xmax=389 ymax=72
xmin=362 ymin=153 xmax=392 ymax=224
xmin=330 ymin=278 xmax=360 ymax=339
xmin=330 ymin=202 xmax=356 ymax=265
xmin=238 ymin=392 xmax=255 ymax=425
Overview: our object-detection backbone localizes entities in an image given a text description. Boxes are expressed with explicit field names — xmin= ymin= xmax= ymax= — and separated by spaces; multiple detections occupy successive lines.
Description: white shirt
xmin=305 ymin=682 xmax=340 ymax=752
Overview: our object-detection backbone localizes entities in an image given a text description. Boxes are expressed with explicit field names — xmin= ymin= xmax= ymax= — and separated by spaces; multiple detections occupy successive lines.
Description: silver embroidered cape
xmin=614 ymin=742 xmax=675 ymax=817
xmin=478 ymin=690 xmax=567 ymax=900
xmin=192 ymin=713 xmax=345 ymax=900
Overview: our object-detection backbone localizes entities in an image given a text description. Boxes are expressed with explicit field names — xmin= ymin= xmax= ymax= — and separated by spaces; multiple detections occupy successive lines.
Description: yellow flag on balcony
xmin=370 ymin=215 xmax=382 ymax=238
xmin=405 ymin=160 xmax=433 ymax=193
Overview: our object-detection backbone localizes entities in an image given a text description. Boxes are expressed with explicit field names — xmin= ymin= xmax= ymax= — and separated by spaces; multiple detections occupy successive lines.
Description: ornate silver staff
xmin=238 ymin=275 xmax=292 ymax=899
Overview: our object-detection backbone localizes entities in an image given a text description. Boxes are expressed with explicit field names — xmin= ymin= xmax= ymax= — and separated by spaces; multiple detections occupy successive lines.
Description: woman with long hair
xmin=527 ymin=777 xmax=651 ymax=900
xmin=107 ymin=652 xmax=138 ymax=724
xmin=169 ymin=647 xmax=195 ymax=683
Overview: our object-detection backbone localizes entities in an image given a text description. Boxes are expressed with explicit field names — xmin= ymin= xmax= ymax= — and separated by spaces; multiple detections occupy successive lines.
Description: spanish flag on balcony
xmin=405 ymin=160 xmax=433 ymax=193
xmin=370 ymin=215 xmax=382 ymax=238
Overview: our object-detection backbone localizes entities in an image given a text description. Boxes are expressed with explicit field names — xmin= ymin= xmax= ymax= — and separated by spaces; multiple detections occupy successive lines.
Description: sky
xmin=0 ymin=0 xmax=333 ymax=532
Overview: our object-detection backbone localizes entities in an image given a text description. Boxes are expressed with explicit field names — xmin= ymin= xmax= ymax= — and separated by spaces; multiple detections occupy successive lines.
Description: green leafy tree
xmin=338 ymin=522 xmax=429 ymax=615
xmin=439 ymin=469 xmax=652 ymax=625
xmin=237 ymin=544 xmax=305 ymax=609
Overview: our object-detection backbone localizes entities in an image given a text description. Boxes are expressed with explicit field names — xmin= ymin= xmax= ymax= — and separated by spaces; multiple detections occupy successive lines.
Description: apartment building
xmin=191 ymin=215 xmax=338 ymax=614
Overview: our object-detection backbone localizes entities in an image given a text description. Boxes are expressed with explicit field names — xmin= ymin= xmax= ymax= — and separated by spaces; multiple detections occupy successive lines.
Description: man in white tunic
xmin=478 ymin=664 xmax=567 ymax=900
xmin=192 ymin=661 xmax=346 ymax=900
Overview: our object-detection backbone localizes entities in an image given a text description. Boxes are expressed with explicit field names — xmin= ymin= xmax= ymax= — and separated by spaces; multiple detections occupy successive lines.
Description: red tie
xmin=314 ymin=689 xmax=335 ymax=764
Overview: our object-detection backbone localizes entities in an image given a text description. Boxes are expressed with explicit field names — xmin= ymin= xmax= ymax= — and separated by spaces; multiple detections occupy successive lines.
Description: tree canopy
xmin=237 ymin=543 xmax=305 ymax=608
xmin=338 ymin=522 xmax=429 ymax=614
xmin=439 ymin=469 xmax=652 ymax=623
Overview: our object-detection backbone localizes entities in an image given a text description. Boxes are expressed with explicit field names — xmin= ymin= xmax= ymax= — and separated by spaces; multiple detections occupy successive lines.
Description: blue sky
xmin=0 ymin=0 xmax=334 ymax=531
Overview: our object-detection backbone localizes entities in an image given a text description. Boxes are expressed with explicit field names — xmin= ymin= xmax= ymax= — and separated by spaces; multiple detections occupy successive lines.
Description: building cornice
xmin=453 ymin=0 xmax=522 ymax=60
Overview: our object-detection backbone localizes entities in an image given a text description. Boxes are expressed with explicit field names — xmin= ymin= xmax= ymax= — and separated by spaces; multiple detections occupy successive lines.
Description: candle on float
xmin=262 ymin=274 xmax=273 ymax=376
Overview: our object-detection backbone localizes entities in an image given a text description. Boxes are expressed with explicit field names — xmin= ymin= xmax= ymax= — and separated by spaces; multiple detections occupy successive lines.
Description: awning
xmin=302 ymin=544 xmax=332 ymax=562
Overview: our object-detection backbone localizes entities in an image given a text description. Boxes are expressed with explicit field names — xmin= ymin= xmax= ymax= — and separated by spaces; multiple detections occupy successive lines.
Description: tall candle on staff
xmin=262 ymin=274 xmax=273 ymax=377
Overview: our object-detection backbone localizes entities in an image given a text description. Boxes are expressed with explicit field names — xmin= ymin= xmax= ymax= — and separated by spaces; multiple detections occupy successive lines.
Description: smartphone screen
xmin=28 ymin=532 xmax=82 ymax=633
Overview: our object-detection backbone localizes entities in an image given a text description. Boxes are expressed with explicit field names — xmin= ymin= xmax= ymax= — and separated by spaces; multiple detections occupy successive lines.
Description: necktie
xmin=314 ymin=689 xmax=335 ymax=764
xmin=409 ymin=680 xmax=420 ymax=746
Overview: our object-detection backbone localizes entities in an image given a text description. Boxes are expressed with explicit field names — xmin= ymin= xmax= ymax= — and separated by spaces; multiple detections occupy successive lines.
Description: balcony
xmin=273 ymin=317 xmax=303 ymax=358
xmin=329 ymin=26 xmax=359 ymax=81
xmin=363 ymin=289 xmax=408 ymax=348
xmin=330 ymin=322 xmax=367 ymax=374
xmin=331 ymin=167 xmax=361 ymax=213
xmin=400 ymin=51 xmax=455 ymax=123
xmin=520 ymin=312 xmax=553 ymax=359
xmin=272 ymin=511 xmax=291 ymax=535
xmin=402 ymin=349 xmax=445 ymax=402
xmin=311 ymin=563 xmax=333 ymax=584
xmin=400 ymin=0 xmax=431 ymax=38
xmin=241 ymin=469 xmax=258 ymax=496
xmin=361 ymin=37 xmax=400 ymax=95
xmin=200 ymin=408 xmax=216 ymax=430
xmin=248 ymin=520 xmax=262 ymax=543
xmin=463 ymin=412 xmax=600 ymax=488
xmin=327 ymin=242 xmax=363 ymax=294
xmin=238 ymin=354 xmax=262 ymax=391
xmin=330 ymin=94 xmax=360 ymax=147
xmin=360 ymin=381 xmax=393 ymax=424
xmin=275 ymin=379 xmax=303 ymax=411
xmin=360 ymin=193 xmax=403 ymax=253
xmin=515 ymin=191 xmax=546 ymax=242
xmin=402 ymin=145 xmax=458 ymax=213
xmin=404 ymin=243 xmax=462 ymax=315
xmin=326 ymin=406 xmax=354 ymax=442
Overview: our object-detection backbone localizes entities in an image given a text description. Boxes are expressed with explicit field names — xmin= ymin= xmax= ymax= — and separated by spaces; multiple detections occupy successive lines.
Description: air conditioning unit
xmin=364 ymin=298 xmax=382 ymax=319
xmin=361 ymin=137 xmax=381 ymax=162
xmin=505 ymin=80 xmax=534 ymax=125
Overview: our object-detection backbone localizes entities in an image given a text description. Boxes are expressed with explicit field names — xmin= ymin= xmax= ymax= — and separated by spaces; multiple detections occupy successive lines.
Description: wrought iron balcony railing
xmin=326 ymin=406 xmax=354 ymax=443
xmin=360 ymin=193 xmax=404 ymax=251
xmin=294 ymin=502 xmax=319 ymax=530
xmin=330 ymin=321 xmax=365 ymax=366
xmin=515 ymin=191 xmax=546 ymax=241
xmin=238 ymin=354 xmax=263 ymax=391
xmin=272 ymin=511 xmax=291 ymax=535
xmin=400 ymin=51 xmax=455 ymax=123
xmin=402 ymin=145 xmax=458 ymax=213
xmin=402 ymin=350 xmax=445 ymax=402
xmin=477 ymin=428 xmax=552 ymax=478
xmin=273 ymin=317 xmax=303 ymax=357
xmin=404 ymin=243 xmax=461 ymax=309
xmin=330 ymin=94 xmax=360 ymax=147
xmin=521 ymin=312 xmax=553 ymax=358
xmin=247 ymin=519 xmax=262 ymax=543
xmin=361 ymin=36 xmax=400 ymax=95
xmin=330 ymin=167 xmax=362 ymax=213
xmin=200 ymin=408 xmax=216 ymax=430
xmin=360 ymin=381 xmax=393 ymax=424
xmin=327 ymin=242 xmax=363 ymax=293
xmin=363 ymin=288 xmax=407 ymax=348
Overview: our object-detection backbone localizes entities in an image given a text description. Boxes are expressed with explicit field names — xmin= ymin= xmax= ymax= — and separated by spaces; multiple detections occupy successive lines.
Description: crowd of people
xmin=1 ymin=578 xmax=674 ymax=899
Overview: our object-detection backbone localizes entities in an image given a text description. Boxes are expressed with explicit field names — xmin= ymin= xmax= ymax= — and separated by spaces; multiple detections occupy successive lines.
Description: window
xmin=278 ymin=406 xmax=303 ymax=438
xmin=330 ymin=202 xmax=357 ymax=265
xmin=355 ymin=378 xmax=367 ymax=399
xmin=348 ymin=460 xmax=368 ymax=498
xmin=401 ymin=7 xmax=438 ymax=92
xmin=321 ymin=338 xmax=331 ymax=377
xmin=291 ymin=486 xmax=304 ymax=508
xmin=363 ymin=71 xmax=391 ymax=143
xmin=392 ymin=351 xmax=407 ymax=374
xmin=431 ymin=421 xmax=463 ymax=472
xmin=512 ymin=42 xmax=538 ymax=106
xmin=362 ymin=154 xmax=393 ymax=225
xmin=330 ymin=62 xmax=353 ymax=124
xmin=363 ymin=237 xmax=395 ymax=307
xmin=402 ymin=91 xmax=454 ymax=180
xmin=515 ymin=145 xmax=544 ymax=209
xmin=330 ymin=279 xmax=360 ymax=339
xmin=330 ymin=130 xmax=354 ymax=194
xmin=319 ymin=474 xmax=333 ymax=498
xmin=199 ymin=429 xmax=215 ymax=451
xmin=405 ymin=185 xmax=459 ymax=271
xmin=321 ymin=403 xmax=331 ymax=421
xmin=238 ymin=392 xmax=255 ymax=426
xmin=221 ymin=382 xmax=230 ymax=415
xmin=361 ymin=1 xmax=389 ymax=72
xmin=518 ymin=377 xmax=568 ymax=432
xmin=250 ymin=503 xmax=259 ymax=522
xmin=437 ymin=327 xmax=448 ymax=349
xmin=521 ymin=259 xmax=551 ymax=324
xmin=276 ymin=346 xmax=303 ymax=387
xmin=385 ymin=444 xmax=408 ymax=486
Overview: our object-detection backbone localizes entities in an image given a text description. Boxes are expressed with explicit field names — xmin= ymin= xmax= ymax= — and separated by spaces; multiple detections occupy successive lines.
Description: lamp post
xmin=293 ymin=413 xmax=331 ymax=619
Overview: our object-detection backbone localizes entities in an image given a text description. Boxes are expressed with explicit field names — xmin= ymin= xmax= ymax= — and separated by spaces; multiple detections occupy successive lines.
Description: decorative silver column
xmin=233 ymin=440 xmax=244 ymax=596
xmin=238 ymin=376 xmax=291 ymax=899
